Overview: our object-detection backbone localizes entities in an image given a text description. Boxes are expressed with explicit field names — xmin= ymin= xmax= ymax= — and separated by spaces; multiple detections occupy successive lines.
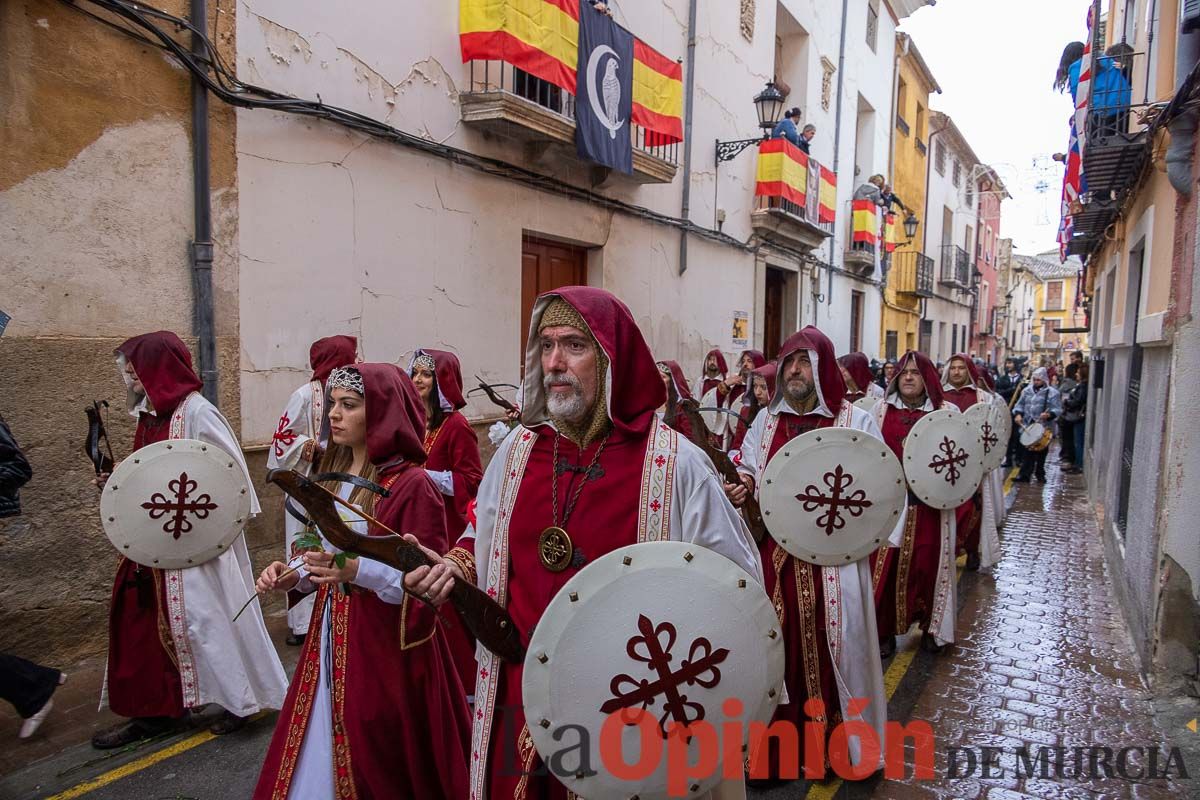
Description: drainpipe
xmin=190 ymin=0 xmax=218 ymax=404
xmin=677 ymin=0 xmax=699 ymax=275
xmin=827 ymin=0 xmax=852 ymax=307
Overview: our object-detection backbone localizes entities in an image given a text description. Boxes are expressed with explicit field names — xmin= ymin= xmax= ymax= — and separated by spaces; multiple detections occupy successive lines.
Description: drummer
xmin=1012 ymin=367 xmax=1061 ymax=484
xmin=730 ymin=326 xmax=893 ymax=781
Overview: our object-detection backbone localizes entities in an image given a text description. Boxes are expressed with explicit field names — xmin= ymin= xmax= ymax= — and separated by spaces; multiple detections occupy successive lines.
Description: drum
xmin=1019 ymin=422 xmax=1052 ymax=451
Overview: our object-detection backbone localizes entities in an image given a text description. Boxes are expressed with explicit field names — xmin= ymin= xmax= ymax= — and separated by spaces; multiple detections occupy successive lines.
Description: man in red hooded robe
xmin=732 ymin=327 xmax=894 ymax=779
xmin=838 ymin=352 xmax=885 ymax=404
xmin=940 ymin=354 xmax=993 ymax=571
xmin=254 ymin=364 xmax=470 ymax=799
xmin=868 ymin=351 xmax=958 ymax=656
xmin=656 ymin=359 xmax=696 ymax=440
xmin=93 ymin=332 xmax=288 ymax=747
xmin=410 ymin=287 xmax=763 ymax=799
xmin=267 ymin=334 xmax=358 ymax=644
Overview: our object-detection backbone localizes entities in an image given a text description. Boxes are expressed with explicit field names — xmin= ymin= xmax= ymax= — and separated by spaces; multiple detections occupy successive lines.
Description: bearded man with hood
xmin=868 ymin=351 xmax=959 ymax=656
xmin=93 ymin=332 xmax=288 ymax=748
xmin=407 ymin=287 xmax=763 ymax=799
xmin=732 ymin=327 xmax=898 ymax=781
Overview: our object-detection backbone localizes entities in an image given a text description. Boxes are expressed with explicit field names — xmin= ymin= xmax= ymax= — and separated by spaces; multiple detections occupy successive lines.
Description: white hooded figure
xmin=602 ymin=58 xmax=621 ymax=138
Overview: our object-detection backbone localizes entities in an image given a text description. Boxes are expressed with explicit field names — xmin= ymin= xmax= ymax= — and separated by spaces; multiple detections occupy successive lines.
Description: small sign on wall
xmin=731 ymin=310 xmax=749 ymax=350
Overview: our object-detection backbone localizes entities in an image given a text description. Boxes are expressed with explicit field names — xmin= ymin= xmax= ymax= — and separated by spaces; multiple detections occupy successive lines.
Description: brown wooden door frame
xmin=520 ymin=235 xmax=588 ymax=371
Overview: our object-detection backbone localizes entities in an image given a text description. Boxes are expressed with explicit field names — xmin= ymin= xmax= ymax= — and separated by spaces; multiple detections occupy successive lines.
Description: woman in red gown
xmin=253 ymin=364 xmax=469 ymax=799
xmin=410 ymin=348 xmax=484 ymax=699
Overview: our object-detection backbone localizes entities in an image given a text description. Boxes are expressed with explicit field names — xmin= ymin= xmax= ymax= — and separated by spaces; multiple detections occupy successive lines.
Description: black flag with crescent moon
xmin=575 ymin=5 xmax=633 ymax=174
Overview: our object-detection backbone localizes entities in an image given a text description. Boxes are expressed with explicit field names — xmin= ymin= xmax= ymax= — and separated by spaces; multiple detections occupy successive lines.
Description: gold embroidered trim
xmin=514 ymin=723 xmax=537 ymax=800
xmin=398 ymin=594 xmax=437 ymax=651
xmin=444 ymin=546 xmax=478 ymax=586
xmin=794 ymin=559 xmax=825 ymax=723
xmin=895 ymin=510 xmax=918 ymax=631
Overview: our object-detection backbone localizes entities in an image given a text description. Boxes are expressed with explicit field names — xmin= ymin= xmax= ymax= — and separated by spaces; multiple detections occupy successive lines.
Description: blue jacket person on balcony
xmin=771 ymin=107 xmax=802 ymax=147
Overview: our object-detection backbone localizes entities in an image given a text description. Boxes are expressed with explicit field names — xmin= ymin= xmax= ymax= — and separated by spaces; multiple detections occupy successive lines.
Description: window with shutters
xmin=1043 ymin=318 xmax=1061 ymax=344
xmin=952 ymin=160 xmax=962 ymax=188
xmin=935 ymin=141 xmax=946 ymax=175
xmin=1045 ymin=280 xmax=1064 ymax=310
xmin=866 ymin=0 xmax=879 ymax=52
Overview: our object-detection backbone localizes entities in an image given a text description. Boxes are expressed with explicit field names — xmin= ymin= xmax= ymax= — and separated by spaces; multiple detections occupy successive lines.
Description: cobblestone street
xmin=3 ymin=450 xmax=1194 ymax=799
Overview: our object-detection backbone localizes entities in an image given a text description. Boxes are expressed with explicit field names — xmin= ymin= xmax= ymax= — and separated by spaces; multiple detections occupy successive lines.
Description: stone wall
xmin=0 ymin=336 xmax=239 ymax=663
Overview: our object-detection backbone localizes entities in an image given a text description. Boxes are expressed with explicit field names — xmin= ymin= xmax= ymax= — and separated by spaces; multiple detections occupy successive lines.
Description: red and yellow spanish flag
xmin=633 ymin=40 xmax=683 ymax=144
xmin=883 ymin=211 xmax=898 ymax=252
xmin=754 ymin=139 xmax=809 ymax=205
xmin=818 ymin=166 xmax=837 ymax=223
xmin=460 ymin=0 xmax=580 ymax=93
xmin=460 ymin=0 xmax=684 ymax=145
xmin=852 ymin=200 xmax=879 ymax=248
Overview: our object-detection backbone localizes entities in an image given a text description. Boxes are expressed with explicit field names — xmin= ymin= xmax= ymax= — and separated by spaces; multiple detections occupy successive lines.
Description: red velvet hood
xmin=940 ymin=352 xmax=981 ymax=390
xmin=357 ymin=363 xmax=428 ymax=472
xmin=772 ymin=326 xmax=845 ymax=416
xmin=738 ymin=350 xmax=767 ymax=372
xmin=116 ymin=331 xmax=203 ymax=415
xmin=309 ymin=335 xmax=357 ymax=384
xmin=521 ymin=287 xmax=664 ymax=439
xmin=886 ymin=350 xmax=944 ymax=408
xmin=411 ymin=348 xmax=467 ymax=410
xmin=752 ymin=362 xmax=777 ymax=399
xmin=657 ymin=360 xmax=694 ymax=402
xmin=702 ymin=348 xmax=728 ymax=377
xmin=838 ymin=352 xmax=874 ymax=394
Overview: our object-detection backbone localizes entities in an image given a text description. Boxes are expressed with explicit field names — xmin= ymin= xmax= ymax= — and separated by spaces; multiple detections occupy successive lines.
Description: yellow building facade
xmin=1027 ymin=254 xmax=1090 ymax=358
xmin=881 ymin=34 xmax=940 ymax=358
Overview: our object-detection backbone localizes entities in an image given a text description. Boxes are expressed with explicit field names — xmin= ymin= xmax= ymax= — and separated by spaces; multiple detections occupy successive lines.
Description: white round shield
xmin=902 ymin=409 xmax=985 ymax=509
xmin=758 ymin=429 xmax=906 ymax=565
xmin=853 ymin=396 xmax=880 ymax=413
xmin=990 ymin=395 xmax=1013 ymax=451
xmin=100 ymin=439 xmax=252 ymax=569
xmin=522 ymin=541 xmax=784 ymax=800
xmin=964 ymin=402 xmax=1006 ymax=472
xmin=699 ymin=387 xmax=727 ymax=436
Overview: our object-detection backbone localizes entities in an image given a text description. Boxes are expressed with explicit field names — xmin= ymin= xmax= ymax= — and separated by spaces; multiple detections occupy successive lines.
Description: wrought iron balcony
xmin=1067 ymin=50 xmax=1153 ymax=257
xmin=939 ymin=244 xmax=972 ymax=288
xmin=891 ymin=251 xmax=934 ymax=297
xmin=751 ymin=153 xmax=835 ymax=251
xmin=460 ymin=60 xmax=678 ymax=184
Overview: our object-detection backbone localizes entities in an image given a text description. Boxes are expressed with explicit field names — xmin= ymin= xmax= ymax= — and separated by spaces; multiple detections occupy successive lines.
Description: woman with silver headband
xmin=253 ymin=364 xmax=470 ymax=799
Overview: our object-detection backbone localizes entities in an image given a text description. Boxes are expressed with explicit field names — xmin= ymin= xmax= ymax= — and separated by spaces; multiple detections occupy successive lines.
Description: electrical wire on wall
xmin=57 ymin=0 xmax=856 ymax=280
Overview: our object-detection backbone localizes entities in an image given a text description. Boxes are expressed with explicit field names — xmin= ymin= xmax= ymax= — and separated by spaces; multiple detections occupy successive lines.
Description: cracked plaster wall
xmin=0 ymin=1 xmax=242 ymax=660
xmin=234 ymin=0 xmax=778 ymax=443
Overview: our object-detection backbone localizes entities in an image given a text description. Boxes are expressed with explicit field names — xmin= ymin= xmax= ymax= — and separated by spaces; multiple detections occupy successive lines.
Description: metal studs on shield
xmin=758 ymin=428 xmax=906 ymax=565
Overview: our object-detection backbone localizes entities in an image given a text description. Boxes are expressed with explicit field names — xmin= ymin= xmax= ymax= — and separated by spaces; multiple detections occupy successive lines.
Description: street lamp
xmin=715 ymin=81 xmax=787 ymax=162
xmin=903 ymin=212 xmax=919 ymax=241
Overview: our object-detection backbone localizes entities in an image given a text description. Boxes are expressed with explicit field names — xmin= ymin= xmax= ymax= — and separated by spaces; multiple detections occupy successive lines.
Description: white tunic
xmin=461 ymin=421 xmax=763 ymax=799
xmin=103 ymin=392 xmax=289 ymax=716
xmin=267 ymin=380 xmax=324 ymax=633
xmin=286 ymin=486 xmax=409 ymax=798
xmin=736 ymin=396 xmax=897 ymax=771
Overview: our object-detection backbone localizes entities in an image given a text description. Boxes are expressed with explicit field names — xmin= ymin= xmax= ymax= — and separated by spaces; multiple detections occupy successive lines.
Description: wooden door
xmin=521 ymin=236 xmax=588 ymax=368
xmin=764 ymin=267 xmax=786 ymax=360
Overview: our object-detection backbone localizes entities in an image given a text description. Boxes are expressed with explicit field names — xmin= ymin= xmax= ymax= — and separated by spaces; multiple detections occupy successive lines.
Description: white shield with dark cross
xmin=902 ymin=408 xmax=985 ymax=509
xmin=965 ymin=401 xmax=1006 ymax=472
xmin=758 ymin=427 xmax=906 ymax=565
xmin=100 ymin=438 xmax=252 ymax=569
xmin=522 ymin=541 xmax=783 ymax=799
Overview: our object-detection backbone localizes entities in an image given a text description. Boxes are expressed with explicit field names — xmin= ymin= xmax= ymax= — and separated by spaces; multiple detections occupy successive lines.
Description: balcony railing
xmin=939 ymin=244 xmax=972 ymax=288
xmin=916 ymin=138 xmax=927 ymax=156
xmin=896 ymin=115 xmax=910 ymax=136
xmin=461 ymin=60 xmax=679 ymax=182
xmin=752 ymin=146 xmax=835 ymax=249
xmin=891 ymin=251 xmax=934 ymax=297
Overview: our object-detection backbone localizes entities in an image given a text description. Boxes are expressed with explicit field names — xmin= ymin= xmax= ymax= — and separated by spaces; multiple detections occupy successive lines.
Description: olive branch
xmin=231 ymin=526 xmax=358 ymax=623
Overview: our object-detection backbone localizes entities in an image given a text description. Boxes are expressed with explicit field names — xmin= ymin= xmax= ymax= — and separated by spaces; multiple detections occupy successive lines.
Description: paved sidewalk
xmin=865 ymin=452 xmax=1194 ymax=799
